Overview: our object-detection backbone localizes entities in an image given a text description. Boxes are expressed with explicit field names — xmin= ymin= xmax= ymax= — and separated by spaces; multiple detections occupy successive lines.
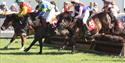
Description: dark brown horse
xmin=0 ymin=12 xmax=74 ymax=54
xmin=87 ymin=12 xmax=125 ymax=56
xmin=92 ymin=12 xmax=125 ymax=36
xmin=1 ymin=13 xmax=35 ymax=50
xmin=24 ymin=12 xmax=74 ymax=54
xmin=60 ymin=11 xmax=113 ymax=51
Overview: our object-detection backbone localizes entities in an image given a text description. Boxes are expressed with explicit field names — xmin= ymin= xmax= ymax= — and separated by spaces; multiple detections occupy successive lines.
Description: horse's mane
xmin=6 ymin=13 xmax=18 ymax=19
xmin=28 ymin=12 xmax=37 ymax=21
xmin=90 ymin=12 xmax=104 ymax=19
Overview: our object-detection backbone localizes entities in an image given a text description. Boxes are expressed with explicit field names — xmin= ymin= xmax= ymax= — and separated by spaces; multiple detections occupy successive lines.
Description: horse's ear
xmin=6 ymin=14 xmax=12 ymax=18
xmin=12 ymin=13 xmax=17 ymax=16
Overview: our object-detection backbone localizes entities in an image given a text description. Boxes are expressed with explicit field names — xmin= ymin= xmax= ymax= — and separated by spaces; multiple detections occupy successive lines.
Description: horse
xmin=90 ymin=12 xmax=125 ymax=37
xmin=59 ymin=11 xmax=114 ymax=51
xmin=0 ymin=11 xmax=70 ymax=54
xmin=86 ymin=12 xmax=125 ymax=55
xmin=24 ymin=11 xmax=74 ymax=54
xmin=1 ymin=13 xmax=35 ymax=50
xmin=56 ymin=10 xmax=120 ymax=53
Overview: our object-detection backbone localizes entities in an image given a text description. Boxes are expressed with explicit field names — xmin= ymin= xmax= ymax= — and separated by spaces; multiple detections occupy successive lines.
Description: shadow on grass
xmin=0 ymin=47 xmax=37 ymax=50
xmin=0 ymin=51 xmax=72 ymax=55
xmin=78 ymin=49 xmax=121 ymax=57
xmin=0 ymin=48 xmax=19 ymax=50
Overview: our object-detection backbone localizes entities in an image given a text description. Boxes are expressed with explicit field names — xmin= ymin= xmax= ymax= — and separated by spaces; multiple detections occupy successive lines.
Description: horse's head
xmin=1 ymin=14 xmax=17 ymax=30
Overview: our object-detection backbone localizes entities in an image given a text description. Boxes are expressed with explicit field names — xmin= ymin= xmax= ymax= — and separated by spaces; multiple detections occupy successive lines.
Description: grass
xmin=0 ymin=38 xmax=125 ymax=63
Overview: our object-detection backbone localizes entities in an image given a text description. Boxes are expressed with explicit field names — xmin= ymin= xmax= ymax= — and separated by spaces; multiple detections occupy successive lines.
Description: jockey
xmin=102 ymin=0 xmax=120 ymax=26
xmin=10 ymin=3 xmax=18 ymax=12
xmin=110 ymin=2 xmax=120 ymax=18
xmin=93 ymin=2 xmax=98 ymax=13
xmin=89 ymin=2 xmax=98 ymax=16
xmin=50 ymin=1 xmax=59 ymax=12
xmin=62 ymin=1 xmax=73 ymax=12
xmin=16 ymin=0 xmax=32 ymax=16
xmin=71 ymin=0 xmax=94 ymax=35
xmin=0 ymin=2 xmax=9 ymax=15
xmin=35 ymin=0 xmax=55 ymax=23
xmin=15 ymin=0 xmax=32 ymax=34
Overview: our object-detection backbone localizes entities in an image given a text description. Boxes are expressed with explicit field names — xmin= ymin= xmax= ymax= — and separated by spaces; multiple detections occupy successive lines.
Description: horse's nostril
xmin=1 ymin=27 xmax=3 ymax=30
xmin=1 ymin=27 xmax=5 ymax=30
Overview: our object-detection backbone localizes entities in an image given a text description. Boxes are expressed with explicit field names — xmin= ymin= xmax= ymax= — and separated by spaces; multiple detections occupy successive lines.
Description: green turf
xmin=0 ymin=38 xmax=125 ymax=63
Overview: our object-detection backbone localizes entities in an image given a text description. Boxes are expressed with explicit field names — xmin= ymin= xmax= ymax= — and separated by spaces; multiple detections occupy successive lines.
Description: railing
xmin=0 ymin=16 xmax=14 ymax=38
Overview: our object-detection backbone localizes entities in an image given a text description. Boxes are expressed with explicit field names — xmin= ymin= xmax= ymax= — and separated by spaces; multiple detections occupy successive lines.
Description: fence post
xmin=119 ymin=40 xmax=125 ymax=56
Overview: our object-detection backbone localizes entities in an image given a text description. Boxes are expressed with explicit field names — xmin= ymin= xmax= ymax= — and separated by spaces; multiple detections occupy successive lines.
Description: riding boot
xmin=38 ymin=38 xmax=43 ymax=54
xmin=83 ymin=24 xmax=91 ymax=37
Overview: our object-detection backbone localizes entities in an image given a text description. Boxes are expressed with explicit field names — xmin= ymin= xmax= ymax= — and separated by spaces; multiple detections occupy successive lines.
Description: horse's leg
xmin=70 ymin=35 xmax=76 ymax=54
xmin=38 ymin=38 xmax=44 ymax=54
xmin=4 ymin=34 xmax=17 ymax=49
xmin=58 ymin=36 xmax=68 ymax=51
xmin=20 ymin=34 xmax=27 ymax=50
xmin=24 ymin=39 xmax=38 ymax=52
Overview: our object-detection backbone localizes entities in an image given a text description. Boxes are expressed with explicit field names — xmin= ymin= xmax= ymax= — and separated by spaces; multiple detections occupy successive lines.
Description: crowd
xmin=0 ymin=2 xmax=18 ymax=13
xmin=0 ymin=0 xmax=120 ymax=34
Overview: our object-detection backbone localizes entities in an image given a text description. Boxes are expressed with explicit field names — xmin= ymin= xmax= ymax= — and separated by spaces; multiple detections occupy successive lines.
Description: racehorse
xmin=86 ymin=12 xmax=125 ymax=52
xmin=59 ymin=11 xmax=113 ymax=51
xmin=91 ymin=12 xmax=125 ymax=36
xmin=24 ymin=11 xmax=74 ymax=54
xmin=26 ymin=12 xmax=125 ymax=54
xmin=1 ymin=13 xmax=35 ymax=50
xmin=54 ymin=11 xmax=103 ymax=53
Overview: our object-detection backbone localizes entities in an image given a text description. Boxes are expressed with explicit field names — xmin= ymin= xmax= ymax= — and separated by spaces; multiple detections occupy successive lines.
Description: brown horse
xmin=1 ymin=13 xmax=35 ymax=50
xmin=87 ymin=12 xmax=125 ymax=56
xmin=61 ymin=11 xmax=113 ymax=51
xmin=56 ymin=11 xmax=120 ymax=53
xmin=24 ymin=12 xmax=74 ymax=54
xmin=92 ymin=12 xmax=125 ymax=36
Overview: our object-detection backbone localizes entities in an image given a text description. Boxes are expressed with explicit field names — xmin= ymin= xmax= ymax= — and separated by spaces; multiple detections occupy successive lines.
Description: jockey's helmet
xmin=102 ymin=0 xmax=113 ymax=3
xmin=15 ymin=0 xmax=24 ymax=3
xmin=71 ymin=0 xmax=79 ymax=4
xmin=35 ymin=0 xmax=44 ymax=3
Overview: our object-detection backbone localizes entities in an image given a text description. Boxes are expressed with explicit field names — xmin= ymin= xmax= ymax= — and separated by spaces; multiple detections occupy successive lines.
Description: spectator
xmin=0 ymin=2 xmax=9 ymax=12
xmin=10 ymin=4 xmax=18 ymax=12
xmin=50 ymin=1 xmax=59 ymax=12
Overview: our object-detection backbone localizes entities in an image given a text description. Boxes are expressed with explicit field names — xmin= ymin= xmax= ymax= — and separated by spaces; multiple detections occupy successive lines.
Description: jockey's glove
xmin=18 ymin=14 xmax=23 ymax=17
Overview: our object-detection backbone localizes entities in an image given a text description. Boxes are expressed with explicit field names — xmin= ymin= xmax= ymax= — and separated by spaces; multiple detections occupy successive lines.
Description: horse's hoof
xmin=38 ymin=52 xmax=42 ymax=54
xmin=19 ymin=47 xmax=25 ymax=51
xmin=58 ymin=48 xmax=61 ymax=51
xmin=58 ymin=47 xmax=63 ymax=51
xmin=24 ymin=48 xmax=29 ymax=52
xmin=3 ymin=46 xmax=8 ymax=49
xmin=71 ymin=51 xmax=75 ymax=54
